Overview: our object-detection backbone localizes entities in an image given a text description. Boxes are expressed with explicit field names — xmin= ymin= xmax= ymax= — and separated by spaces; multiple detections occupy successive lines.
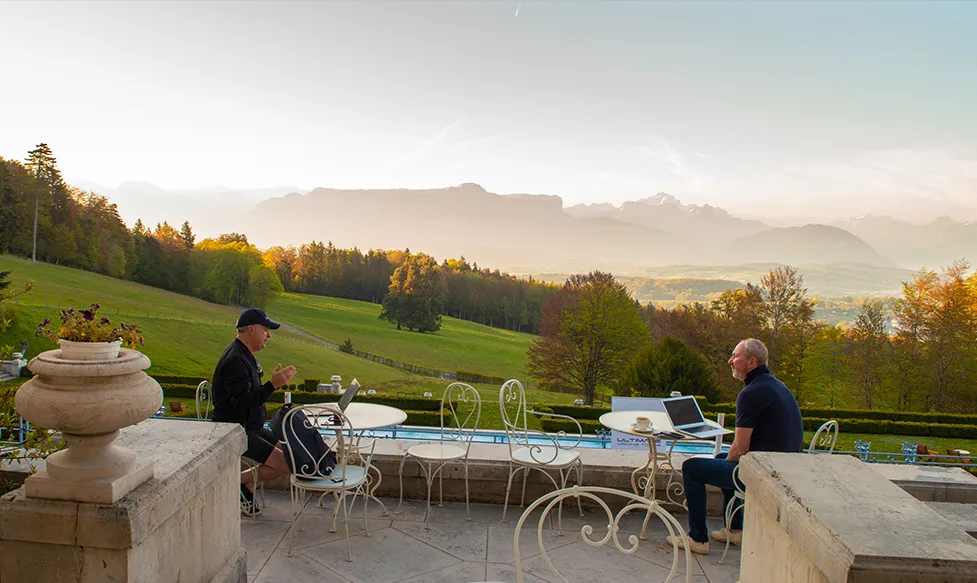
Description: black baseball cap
xmin=236 ymin=308 xmax=281 ymax=330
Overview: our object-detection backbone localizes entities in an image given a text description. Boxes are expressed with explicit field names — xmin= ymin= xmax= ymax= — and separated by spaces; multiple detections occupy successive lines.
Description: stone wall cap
xmin=740 ymin=452 xmax=977 ymax=575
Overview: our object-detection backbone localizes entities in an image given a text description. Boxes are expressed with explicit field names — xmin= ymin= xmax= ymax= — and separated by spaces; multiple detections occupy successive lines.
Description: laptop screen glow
xmin=663 ymin=397 xmax=705 ymax=428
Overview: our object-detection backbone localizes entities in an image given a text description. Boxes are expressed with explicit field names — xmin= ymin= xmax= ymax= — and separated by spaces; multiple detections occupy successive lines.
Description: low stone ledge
xmin=870 ymin=463 xmax=977 ymax=503
xmin=740 ymin=452 xmax=977 ymax=583
xmin=927 ymin=502 xmax=977 ymax=538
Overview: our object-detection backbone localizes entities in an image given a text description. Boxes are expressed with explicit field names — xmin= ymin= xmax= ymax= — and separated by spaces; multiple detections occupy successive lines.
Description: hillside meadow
xmin=272 ymin=292 xmax=534 ymax=379
xmin=0 ymin=256 xmax=569 ymax=417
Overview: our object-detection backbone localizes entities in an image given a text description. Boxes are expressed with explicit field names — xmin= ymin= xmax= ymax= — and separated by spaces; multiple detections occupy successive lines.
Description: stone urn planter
xmin=14 ymin=341 xmax=163 ymax=504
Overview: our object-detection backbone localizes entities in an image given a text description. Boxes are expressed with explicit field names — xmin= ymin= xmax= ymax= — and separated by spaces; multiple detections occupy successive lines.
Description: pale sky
xmin=2 ymin=1 xmax=976 ymax=222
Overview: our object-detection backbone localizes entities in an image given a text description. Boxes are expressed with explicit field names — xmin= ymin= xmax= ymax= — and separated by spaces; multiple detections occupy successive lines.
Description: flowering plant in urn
xmin=36 ymin=303 xmax=143 ymax=360
xmin=17 ymin=302 xmax=161 ymax=503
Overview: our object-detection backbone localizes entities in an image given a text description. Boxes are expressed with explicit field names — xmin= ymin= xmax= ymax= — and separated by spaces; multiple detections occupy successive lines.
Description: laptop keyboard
xmin=684 ymin=424 xmax=710 ymax=432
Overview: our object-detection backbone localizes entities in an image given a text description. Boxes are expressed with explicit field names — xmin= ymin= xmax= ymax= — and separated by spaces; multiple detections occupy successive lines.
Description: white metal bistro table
xmin=598 ymin=410 xmax=728 ymax=528
xmin=314 ymin=402 xmax=408 ymax=515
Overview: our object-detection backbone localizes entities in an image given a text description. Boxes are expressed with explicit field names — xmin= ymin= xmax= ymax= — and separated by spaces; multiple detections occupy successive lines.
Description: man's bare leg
xmin=242 ymin=446 xmax=289 ymax=491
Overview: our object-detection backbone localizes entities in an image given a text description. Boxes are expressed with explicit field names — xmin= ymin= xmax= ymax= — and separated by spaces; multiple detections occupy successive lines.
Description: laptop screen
xmin=338 ymin=379 xmax=360 ymax=411
xmin=663 ymin=396 xmax=705 ymax=428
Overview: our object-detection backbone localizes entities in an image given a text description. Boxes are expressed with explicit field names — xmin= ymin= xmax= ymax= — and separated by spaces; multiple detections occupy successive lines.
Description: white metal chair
xmin=808 ymin=419 xmax=840 ymax=454
xmin=720 ymin=463 xmax=746 ymax=564
xmin=194 ymin=380 xmax=211 ymax=420
xmin=282 ymin=404 xmax=377 ymax=562
xmin=396 ymin=382 xmax=481 ymax=528
xmin=499 ymin=379 xmax=584 ymax=529
xmin=473 ymin=485 xmax=693 ymax=583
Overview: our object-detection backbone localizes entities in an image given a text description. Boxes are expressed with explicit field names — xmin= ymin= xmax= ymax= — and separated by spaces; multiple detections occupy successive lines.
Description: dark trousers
xmin=681 ymin=452 xmax=743 ymax=543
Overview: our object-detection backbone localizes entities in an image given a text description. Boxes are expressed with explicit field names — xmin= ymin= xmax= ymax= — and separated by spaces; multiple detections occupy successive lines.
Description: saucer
xmin=630 ymin=423 xmax=654 ymax=433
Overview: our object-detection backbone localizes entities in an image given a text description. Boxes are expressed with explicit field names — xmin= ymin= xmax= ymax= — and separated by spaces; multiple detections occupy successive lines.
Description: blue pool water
xmin=344 ymin=425 xmax=727 ymax=455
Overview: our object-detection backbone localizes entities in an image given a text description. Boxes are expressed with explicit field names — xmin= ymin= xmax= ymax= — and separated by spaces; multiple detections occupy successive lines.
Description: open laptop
xmin=661 ymin=396 xmax=731 ymax=439
xmin=337 ymin=378 xmax=361 ymax=412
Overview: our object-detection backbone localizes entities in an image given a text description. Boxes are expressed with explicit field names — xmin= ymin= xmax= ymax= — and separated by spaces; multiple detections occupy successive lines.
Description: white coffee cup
xmin=635 ymin=416 xmax=651 ymax=431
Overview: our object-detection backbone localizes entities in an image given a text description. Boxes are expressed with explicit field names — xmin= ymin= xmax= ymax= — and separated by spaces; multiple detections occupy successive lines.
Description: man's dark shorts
xmin=244 ymin=428 xmax=278 ymax=463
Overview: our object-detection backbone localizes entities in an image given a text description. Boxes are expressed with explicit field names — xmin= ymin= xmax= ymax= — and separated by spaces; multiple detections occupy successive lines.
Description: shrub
xmin=340 ymin=338 xmax=354 ymax=354
xmin=303 ymin=378 xmax=320 ymax=392
xmin=618 ymin=336 xmax=719 ymax=404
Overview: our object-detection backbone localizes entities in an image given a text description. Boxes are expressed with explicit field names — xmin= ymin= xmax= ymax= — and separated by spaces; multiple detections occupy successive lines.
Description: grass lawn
xmin=1 ymin=255 xmax=534 ymax=382
xmin=273 ymin=292 xmax=534 ymax=379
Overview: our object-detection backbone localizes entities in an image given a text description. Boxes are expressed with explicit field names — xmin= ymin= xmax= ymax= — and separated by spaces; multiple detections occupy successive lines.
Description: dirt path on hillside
xmin=280 ymin=324 xmax=340 ymax=350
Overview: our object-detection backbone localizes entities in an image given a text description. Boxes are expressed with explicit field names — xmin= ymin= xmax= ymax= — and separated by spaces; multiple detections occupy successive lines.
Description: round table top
xmin=312 ymin=401 xmax=408 ymax=431
xmin=599 ymin=410 xmax=673 ymax=437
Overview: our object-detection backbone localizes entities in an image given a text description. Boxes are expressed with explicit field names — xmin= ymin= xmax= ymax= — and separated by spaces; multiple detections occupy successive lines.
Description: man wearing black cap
xmin=213 ymin=308 xmax=297 ymax=516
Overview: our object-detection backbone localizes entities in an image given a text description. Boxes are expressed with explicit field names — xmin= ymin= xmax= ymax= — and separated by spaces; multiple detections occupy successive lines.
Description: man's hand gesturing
xmin=271 ymin=363 xmax=297 ymax=389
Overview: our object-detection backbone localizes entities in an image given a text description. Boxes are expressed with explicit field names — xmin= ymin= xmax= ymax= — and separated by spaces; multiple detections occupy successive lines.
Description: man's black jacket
xmin=212 ymin=338 xmax=275 ymax=433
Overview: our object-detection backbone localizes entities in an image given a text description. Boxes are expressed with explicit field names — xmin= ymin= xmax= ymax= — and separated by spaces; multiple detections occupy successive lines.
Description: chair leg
xmin=396 ymin=455 xmax=409 ymax=515
xmin=438 ymin=468 xmax=444 ymax=507
xmin=721 ymin=501 xmax=743 ymax=564
xmin=424 ymin=462 xmax=434 ymax=530
xmin=341 ymin=492 xmax=352 ymax=562
xmin=287 ymin=487 xmax=302 ymax=557
xmin=501 ymin=463 xmax=518 ymax=523
xmin=330 ymin=492 xmax=341 ymax=533
xmin=575 ymin=463 xmax=584 ymax=516
xmin=520 ymin=468 xmax=529 ymax=507
xmin=363 ymin=485 xmax=371 ymax=539
xmin=464 ymin=462 xmax=471 ymax=521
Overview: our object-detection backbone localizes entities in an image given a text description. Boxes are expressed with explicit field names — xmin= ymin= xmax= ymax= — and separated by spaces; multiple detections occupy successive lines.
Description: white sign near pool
xmin=610 ymin=396 xmax=666 ymax=451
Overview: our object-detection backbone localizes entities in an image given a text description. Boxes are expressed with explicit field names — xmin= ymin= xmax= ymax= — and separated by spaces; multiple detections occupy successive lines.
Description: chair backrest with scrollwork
xmin=440 ymin=382 xmax=481 ymax=456
xmin=808 ymin=419 xmax=839 ymax=454
xmin=508 ymin=485 xmax=693 ymax=583
xmin=499 ymin=379 xmax=531 ymax=456
xmin=195 ymin=380 xmax=211 ymax=420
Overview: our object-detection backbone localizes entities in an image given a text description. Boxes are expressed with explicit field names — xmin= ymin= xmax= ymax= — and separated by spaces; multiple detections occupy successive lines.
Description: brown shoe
xmin=666 ymin=534 xmax=709 ymax=555
xmin=710 ymin=528 xmax=743 ymax=545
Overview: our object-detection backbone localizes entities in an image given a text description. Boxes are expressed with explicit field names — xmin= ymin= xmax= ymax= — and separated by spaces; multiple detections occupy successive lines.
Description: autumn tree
xmin=248 ymin=264 xmax=285 ymax=309
xmin=843 ymin=299 xmax=891 ymax=409
xmin=759 ymin=266 xmax=816 ymax=381
xmin=527 ymin=271 xmax=647 ymax=405
xmin=800 ymin=326 xmax=848 ymax=408
xmin=378 ymin=253 xmax=446 ymax=332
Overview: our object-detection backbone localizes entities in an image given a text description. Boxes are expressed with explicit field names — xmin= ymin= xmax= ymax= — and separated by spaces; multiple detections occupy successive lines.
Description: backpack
xmin=275 ymin=405 xmax=337 ymax=476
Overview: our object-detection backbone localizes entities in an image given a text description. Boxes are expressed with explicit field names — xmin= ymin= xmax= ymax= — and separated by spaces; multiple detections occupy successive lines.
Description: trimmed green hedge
xmin=805 ymin=416 xmax=977 ymax=440
xmin=455 ymin=371 xmax=506 ymax=385
xmin=162 ymin=384 xmax=446 ymax=413
xmin=539 ymin=417 xmax=602 ymax=435
xmin=153 ymin=374 xmax=208 ymax=386
xmin=303 ymin=378 xmax=320 ymax=391
xmin=704 ymin=403 xmax=977 ymax=427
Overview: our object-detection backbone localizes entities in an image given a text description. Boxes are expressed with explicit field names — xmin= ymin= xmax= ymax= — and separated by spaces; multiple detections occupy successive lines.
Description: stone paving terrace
xmin=243 ymin=491 xmax=740 ymax=583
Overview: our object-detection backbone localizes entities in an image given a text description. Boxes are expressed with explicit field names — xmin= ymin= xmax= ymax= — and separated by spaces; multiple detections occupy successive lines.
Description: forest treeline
xmin=0 ymin=145 xmax=555 ymax=332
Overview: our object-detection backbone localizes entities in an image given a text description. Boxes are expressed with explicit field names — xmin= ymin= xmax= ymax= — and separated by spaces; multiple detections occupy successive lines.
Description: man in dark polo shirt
xmin=213 ymin=308 xmax=296 ymax=516
xmin=667 ymin=338 xmax=803 ymax=555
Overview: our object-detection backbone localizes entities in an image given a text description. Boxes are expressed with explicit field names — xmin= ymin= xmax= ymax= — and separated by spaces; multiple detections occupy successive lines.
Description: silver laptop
xmin=337 ymin=378 xmax=360 ymax=412
xmin=661 ymin=396 xmax=730 ymax=439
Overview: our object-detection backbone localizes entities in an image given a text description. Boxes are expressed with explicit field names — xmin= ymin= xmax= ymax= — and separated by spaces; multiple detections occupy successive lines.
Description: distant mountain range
xmin=87 ymin=181 xmax=975 ymax=278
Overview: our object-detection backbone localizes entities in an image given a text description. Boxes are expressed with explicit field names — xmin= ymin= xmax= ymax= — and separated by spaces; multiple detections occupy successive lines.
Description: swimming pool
xmin=342 ymin=425 xmax=728 ymax=455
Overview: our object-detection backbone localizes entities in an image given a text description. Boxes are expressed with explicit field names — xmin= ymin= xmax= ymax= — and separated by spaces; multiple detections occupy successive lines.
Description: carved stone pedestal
xmin=0 ymin=420 xmax=248 ymax=583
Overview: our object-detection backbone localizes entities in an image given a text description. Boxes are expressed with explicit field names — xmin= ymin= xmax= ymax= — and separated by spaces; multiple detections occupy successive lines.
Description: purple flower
xmin=100 ymin=317 xmax=110 ymax=325
xmin=81 ymin=310 xmax=95 ymax=321
xmin=43 ymin=318 xmax=50 ymax=325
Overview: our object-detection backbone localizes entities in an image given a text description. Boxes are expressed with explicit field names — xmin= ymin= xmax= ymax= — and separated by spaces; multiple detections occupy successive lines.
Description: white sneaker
xmin=710 ymin=527 xmax=743 ymax=545
xmin=666 ymin=534 xmax=709 ymax=555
